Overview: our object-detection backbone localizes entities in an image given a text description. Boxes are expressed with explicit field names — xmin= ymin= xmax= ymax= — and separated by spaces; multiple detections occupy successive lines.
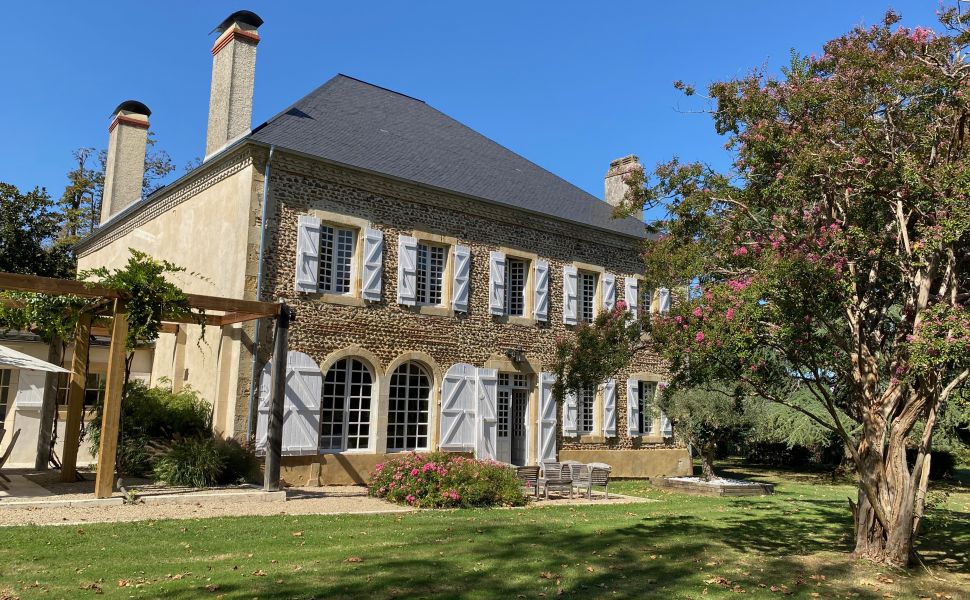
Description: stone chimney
xmin=205 ymin=10 xmax=263 ymax=159
xmin=604 ymin=155 xmax=643 ymax=221
xmin=100 ymin=101 xmax=151 ymax=224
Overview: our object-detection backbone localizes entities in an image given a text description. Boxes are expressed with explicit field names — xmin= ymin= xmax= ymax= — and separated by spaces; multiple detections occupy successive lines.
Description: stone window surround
xmin=304 ymin=208 xmax=371 ymax=307
xmin=494 ymin=245 xmax=540 ymax=326
xmin=406 ymin=228 xmax=459 ymax=317
xmin=628 ymin=371 xmax=667 ymax=444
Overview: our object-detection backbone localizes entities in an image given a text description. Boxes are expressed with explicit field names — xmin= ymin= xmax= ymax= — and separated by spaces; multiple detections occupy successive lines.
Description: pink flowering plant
xmin=558 ymin=6 xmax=970 ymax=567
xmin=368 ymin=452 xmax=527 ymax=508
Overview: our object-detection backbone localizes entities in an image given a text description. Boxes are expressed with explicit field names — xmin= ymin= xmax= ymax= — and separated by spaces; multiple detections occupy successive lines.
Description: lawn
xmin=0 ymin=464 xmax=966 ymax=599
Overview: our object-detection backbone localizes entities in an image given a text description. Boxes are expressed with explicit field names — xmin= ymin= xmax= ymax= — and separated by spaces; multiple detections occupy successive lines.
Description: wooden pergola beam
xmin=0 ymin=272 xmax=280 ymax=318
xmin=94 ymin=299 xmax=128 ymax=499
xmin=61 ymin=312 xmax=92 ymax=482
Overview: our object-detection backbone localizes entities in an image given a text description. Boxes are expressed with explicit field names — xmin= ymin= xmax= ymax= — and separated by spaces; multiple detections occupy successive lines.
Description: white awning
xmin=0 ymin=344 xmax=70 ymax=373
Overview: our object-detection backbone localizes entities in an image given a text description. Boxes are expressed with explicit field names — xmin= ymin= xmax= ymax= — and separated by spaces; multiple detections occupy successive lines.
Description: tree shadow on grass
xmin=151 ymin=502 xmax=964 ymax=600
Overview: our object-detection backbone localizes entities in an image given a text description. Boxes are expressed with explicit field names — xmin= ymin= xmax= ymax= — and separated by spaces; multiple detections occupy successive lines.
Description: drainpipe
xmin=246 ymin=144 xmax=275 ymax=443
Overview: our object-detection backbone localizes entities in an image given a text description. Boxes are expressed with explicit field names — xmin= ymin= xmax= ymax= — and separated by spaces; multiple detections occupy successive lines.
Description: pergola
xmin=0 ymin=272 xmax=293 ymax=498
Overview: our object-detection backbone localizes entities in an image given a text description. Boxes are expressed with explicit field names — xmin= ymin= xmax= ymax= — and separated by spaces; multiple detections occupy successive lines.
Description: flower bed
xmin=369 ymin=452 xmax=528 ymax=508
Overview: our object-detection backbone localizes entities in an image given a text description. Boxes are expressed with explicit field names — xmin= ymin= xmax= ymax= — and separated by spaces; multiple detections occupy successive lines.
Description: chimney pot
xmin=205 ymin=10 xmax=263 ymax=159
xmin=100 ymin=101 xmax=150 ymax=224
xmin=604 ymin=154 xmax=643 ymax=221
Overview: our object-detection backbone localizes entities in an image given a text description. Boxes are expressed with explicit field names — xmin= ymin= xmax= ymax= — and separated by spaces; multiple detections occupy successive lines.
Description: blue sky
xmin=0 ymin=1 xmax=940 ymax=214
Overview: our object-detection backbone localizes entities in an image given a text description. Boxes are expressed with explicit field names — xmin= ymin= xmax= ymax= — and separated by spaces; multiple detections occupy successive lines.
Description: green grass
xmin=0 ymin=463 xmax=967 ymax=600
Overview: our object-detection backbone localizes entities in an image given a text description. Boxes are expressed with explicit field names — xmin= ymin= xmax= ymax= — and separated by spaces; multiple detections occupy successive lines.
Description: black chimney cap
xmin=110 ymin=100 xmax=151 ymax=118
xmin=212 ymin=10 xmax=263 ymax=34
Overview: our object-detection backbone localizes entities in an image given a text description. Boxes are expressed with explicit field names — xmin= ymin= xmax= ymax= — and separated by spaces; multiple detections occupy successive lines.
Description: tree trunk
xmin=851 ymin=431 xmax=920 ymax=567
xmin=699 ymin=442 xmax=716 ymax=481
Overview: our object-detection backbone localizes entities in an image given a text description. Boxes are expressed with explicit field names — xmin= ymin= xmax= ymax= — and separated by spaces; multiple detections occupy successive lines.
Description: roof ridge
xmin=334 ymin=74 xmax=426 ymax=104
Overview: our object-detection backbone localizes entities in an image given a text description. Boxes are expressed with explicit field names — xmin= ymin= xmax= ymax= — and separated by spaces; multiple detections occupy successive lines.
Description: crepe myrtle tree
xmin=606 ymin=8 xmax=969 ymax=567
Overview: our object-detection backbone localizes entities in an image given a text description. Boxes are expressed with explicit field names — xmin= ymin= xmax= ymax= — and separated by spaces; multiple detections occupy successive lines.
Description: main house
xmin=73 ymin=11 xmax=691 ymax=484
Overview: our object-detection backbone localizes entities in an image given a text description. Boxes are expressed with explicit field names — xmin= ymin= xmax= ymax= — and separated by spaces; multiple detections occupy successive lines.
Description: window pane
xmin=321 ymin=358 xmax=373 ymax=451
xmin=579 ymin=387 xmax=595 ymax=434
xmin=387 ymin=362 xmax=431 ymax=450
xmin=505 ymin=258 xmax=527 ymax=316
xmin=319 ymin=225 xmax=356 ymax=294
xmin=416 ymin=243 xmax=446 ymax=305
xmin=579 ymin=272 xmax=597 ymax=323
xmin=638 ymin=381 xmax=657 ymax=435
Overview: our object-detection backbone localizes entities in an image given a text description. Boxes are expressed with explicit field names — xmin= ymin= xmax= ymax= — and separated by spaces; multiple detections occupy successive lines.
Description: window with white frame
xmin=640 ymin=286 xmax=655 ymax=318
xmin=578 ymin=271 xmax=598 ymax=324
xmin=55 ymin=372 xmax=104 ymax=408
xmin=387 ymin=362 xmax=431 ymax=451
xmin=415 ymin=243 xmax=447 ymax=306
xmin=638 ymin=381 xmax=657 ymax=435
xmin=0 ymin=369 xmax=10 ymax=422
xmin=578 ymin=386 xmax=596 ymax=434
xmin=320 ymin=359 xmax=373 ymax=451
xmin=319 ymin=225 xmax=357 ymax=294
xmin=504 ymin=257 xmax=528 ymax=317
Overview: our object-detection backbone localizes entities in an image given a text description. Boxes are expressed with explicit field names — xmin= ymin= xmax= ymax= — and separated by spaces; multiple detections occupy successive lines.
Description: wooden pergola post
xmin=95 ymin=300 xmax=129 ymax=499
xmin=264 ymin=304 xmax=292 ymax=492
xmin=60 ymin=312 xmax=92 ymax=482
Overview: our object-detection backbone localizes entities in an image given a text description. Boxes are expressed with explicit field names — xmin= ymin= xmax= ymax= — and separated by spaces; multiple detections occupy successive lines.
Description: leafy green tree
xmin=560 ymin=7 xmax=969 ymax=567
xmin=0 ymin=183 xmax=74 ymax=277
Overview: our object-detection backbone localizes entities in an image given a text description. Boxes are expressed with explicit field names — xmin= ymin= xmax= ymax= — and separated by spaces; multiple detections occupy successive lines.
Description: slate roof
xmin=249 ymin=75 xmax=644 ymax=238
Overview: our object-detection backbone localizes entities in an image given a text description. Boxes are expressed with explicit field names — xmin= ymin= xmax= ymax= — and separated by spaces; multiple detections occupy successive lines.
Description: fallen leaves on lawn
xmin=345 ymin=556 xmax=363 ymax=563
xmin=79 ymin=580 xmax=103 ymax=594
xmin=252 ymin=570 xmax=267 ymax=577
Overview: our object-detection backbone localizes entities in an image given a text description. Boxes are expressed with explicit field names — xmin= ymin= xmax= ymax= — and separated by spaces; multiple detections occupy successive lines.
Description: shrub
xmin=906 ymin=448 xmax=957 ymax=480
xmin=153 ymin=437 xmax=260 ymax=487
xmin=215 ymin=438 xmax=261 ymax=485
xmin=368 ymin=452 xmax=527 ymax=508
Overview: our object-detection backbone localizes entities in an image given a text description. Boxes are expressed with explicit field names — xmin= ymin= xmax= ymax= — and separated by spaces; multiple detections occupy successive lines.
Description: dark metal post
xmin=264 ymin=304 xmax=294 ymax=492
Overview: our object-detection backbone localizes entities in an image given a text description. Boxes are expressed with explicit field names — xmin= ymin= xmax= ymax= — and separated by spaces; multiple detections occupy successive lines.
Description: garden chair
xmin=0 ymin=428 xmax=21 ymax=491
xmin=540 ymin=461 xmax=560 ymax=478
xmin=539 ymin=463 xmax=573 ymax=500
xmin=581 ymin=463 xmax=612 ymax=499
xmin=566 ymin=463 xmax=590 ymax=496
xmin=516 ymin=466 xmax=540 ymax=498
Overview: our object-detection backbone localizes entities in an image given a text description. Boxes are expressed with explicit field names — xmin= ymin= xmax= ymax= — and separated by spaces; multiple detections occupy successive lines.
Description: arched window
xmin=321 ymin=358 xmax=373 ymax=451
xmin=387 ymin=361 xmax=431 ymax=451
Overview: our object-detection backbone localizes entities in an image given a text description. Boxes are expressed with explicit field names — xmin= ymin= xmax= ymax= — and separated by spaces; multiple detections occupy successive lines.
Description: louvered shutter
xmin=397 ymin=235 xmax=418 ymax=305
xmin=475 ymin=368 xmax=498 ymax=460
xmin=14 ymin=370 xmax=46 ymax=409
xmin=627 ymin=378 xmax=640 ymax=437
xmin=533 ymin=259 xmax=549 ymax=322
xmin=255 ymin=363 xmax=272 ymax=453
xmin=562 ymin=265 xmax=578 ymax=325
xmin=488 ymin=251 xmax=506 ymax=316
xmin=562 ymin=389 xmax=577 ymax=436
xmin=602 ymin=379 xmax=617 ymax=437
xmin=602 ymin=273 xmax=616 ymax=311
xmin=452 ymin=245 xmax=471 ymax=313
xmin=257 ymin=352 xmax=323 ymax=455
xmin=361 ymin=227 xmax=384 ymax=302
xmin=440 ymin=363 xmax=477 ymax=450
xmin=658 ymin=287 xmax=671 ymax=313
xmin=624 ymin=277 xmax=638 ymax=317
xmin=537 ymin=372 xmax=557 ymax=462
xmin=294 ymin=215 xmax=321 ymax=293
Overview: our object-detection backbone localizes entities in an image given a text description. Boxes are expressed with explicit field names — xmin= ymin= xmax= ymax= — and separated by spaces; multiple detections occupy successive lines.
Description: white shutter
xmin=533 ymin=259 xmax=549 ymax=322
xmin=537 ymin=372 xmax=557 ymax=462
xmin=255 ymin=363 xmax=272 ymax=453
xmin=361 ymin=227 xmax=384 ymax=302
xmin=562 ymin=265 xmax=578 ymax=325
xmin=602 ymin=273 xmax=616 ymax=311
xmin=624 ymin=277 xmax=638 ymax=317
xmin=397 ymin=235 xmax=418 ymax=305
xmin=562 ymin=389 xmax=577 ymax=436
xmin=658 ymin=287 xmax=671 ymax=313
xmin=14 ymin=370 xmax=46 ymax=409
xmin=440 ymin=363 xmax=477 ymax=451
xmin=488 ymin=251 xmax=506 ymax=316
xmin=602 ymin=379 xmax=616 ymax=437
xmin=452 ymin=245 xmax=471 ymax=313
xmin=294 ymin=215 xmax=321 ymax=293
xmin=257 ymin=352 xmax=323 ymax=456
xmin=627 ymin=378 xmax=640 ymax=437
xmin=475 ymin=368 xmax=498 ymax=460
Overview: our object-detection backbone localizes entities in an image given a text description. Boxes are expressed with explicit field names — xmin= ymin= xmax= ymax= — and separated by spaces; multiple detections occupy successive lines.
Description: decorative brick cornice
xmin=108 ymin=115 xmax=150 ymax=133
xmin=212 ymin=28 xmax=260 ymax=56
